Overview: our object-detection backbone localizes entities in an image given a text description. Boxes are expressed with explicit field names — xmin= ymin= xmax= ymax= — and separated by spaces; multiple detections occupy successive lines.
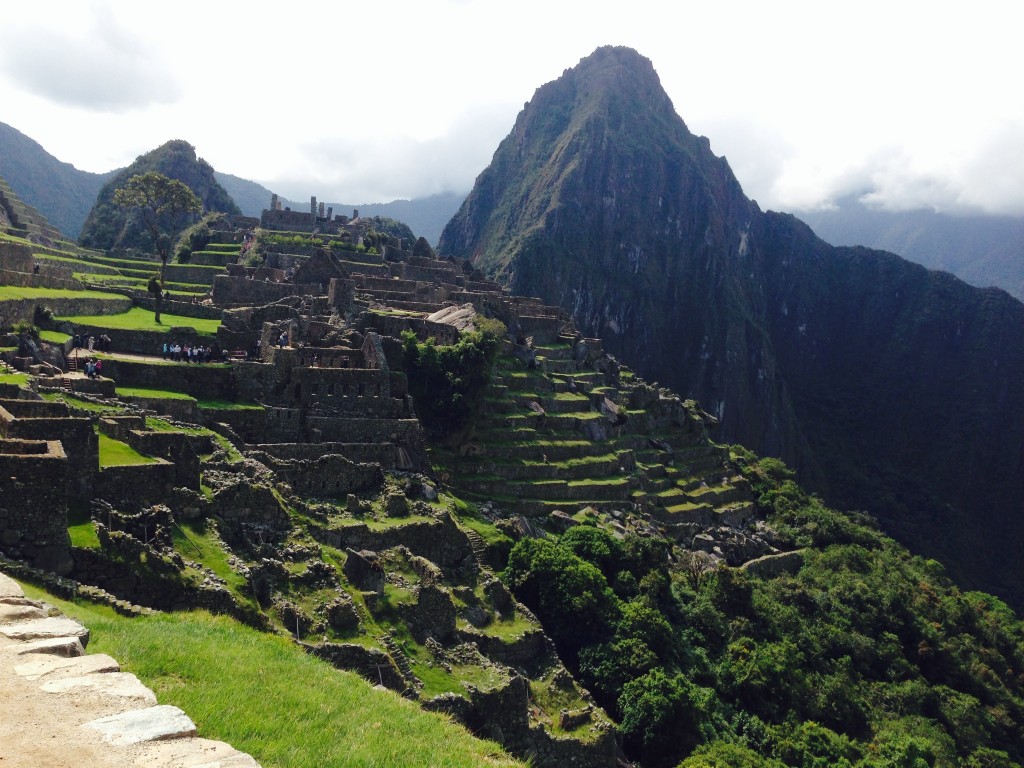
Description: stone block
xmin=82 ymin=704 xmax=197 ymax=746
xmin=41 ymin=671 xmax=158 ymax=705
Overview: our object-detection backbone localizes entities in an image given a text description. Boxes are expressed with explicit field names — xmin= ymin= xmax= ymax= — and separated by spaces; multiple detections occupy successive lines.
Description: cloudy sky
xmin=0 ymin=0 xmax=1021 ymax=215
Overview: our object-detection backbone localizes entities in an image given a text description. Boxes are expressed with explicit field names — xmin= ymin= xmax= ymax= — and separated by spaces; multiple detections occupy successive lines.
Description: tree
xmin=113 ymin=172 xmax=202 ymax=323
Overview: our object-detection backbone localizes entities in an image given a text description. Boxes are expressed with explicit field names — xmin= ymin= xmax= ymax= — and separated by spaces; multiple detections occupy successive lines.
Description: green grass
xmin=0 ymin=286 xmax=125 ymax=301
xmin=98 ymin=433 xmax=159 ymax=467
xmin=0 ymin=372 xmax=30 ymax=386
xmin=56 ymin=306 xmax=221 ymax=336
xmin=16 ymin=584 xmax=522 ymax=768
xmin=40 ymin=392 xmax=123 ymax=413
xmin=145 ymin=417 xmax=206 ymax=433
xmin=198 ymin=398 xmax=263 ymax=410
xmin=117 ymin=387 xmax=196 ymax=401
xmin=171 ymin=520 xmax=248 ymax=594
xmin=38 ymin=330 xmax=71 ymax=344
xmin=68 ymin=509 xmax=101 ymax=549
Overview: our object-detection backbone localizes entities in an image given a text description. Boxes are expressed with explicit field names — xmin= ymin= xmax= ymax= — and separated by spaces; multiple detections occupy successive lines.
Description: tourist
xmin=87 ymin=335 xmax=95 ymax=351
xmin=162 ymin=342 xmax=169 ymax=360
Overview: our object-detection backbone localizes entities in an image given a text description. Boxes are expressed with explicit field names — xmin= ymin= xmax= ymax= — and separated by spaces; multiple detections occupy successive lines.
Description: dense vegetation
xmin=503 ymin=451 xmax=1024 ymax=768
xmin=79 ymin=140 xmax=239 ymax=252
xmin=400 ymin=318 xmax=505 ymax=438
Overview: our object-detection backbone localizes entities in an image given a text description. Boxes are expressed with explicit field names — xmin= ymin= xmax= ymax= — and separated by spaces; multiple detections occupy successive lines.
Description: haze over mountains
xmin=439 ymin=46 xmax=1024 ymax=607
xmin=799 ymin=197 xmax=1024 ymax=301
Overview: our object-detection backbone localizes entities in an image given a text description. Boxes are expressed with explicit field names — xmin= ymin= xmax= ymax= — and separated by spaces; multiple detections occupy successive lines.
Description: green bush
xmin=401 ymin=321 xmax=505 ymax=438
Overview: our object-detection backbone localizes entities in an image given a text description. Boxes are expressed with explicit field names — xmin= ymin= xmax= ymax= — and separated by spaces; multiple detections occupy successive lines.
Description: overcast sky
xmin=0 ymin=0 xmax=1021 ymax=215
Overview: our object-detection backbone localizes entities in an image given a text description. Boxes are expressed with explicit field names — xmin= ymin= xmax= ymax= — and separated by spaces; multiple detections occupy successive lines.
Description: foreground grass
xmin=56 ymin=306 xmax=221 ymax=336
xmin=17 ymin=585 xmax=522 ymax=768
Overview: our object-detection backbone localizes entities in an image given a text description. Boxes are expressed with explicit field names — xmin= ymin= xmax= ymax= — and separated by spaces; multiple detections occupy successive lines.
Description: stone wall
xmin=94 ymin=460 xmax=177 ymax=506
xmin=133 ymin=296 xmax=224 ymax=320
xmin=259 ymin=452 xmax=384 ymax=498
xmin=0 ymin=241 xmax=32 ymax=272
xmin=314 ymin=513 xmax=472 ymax=570
xmin=199 ymin=405 xmax=265 ymax=443
xmin=307 ymin=642 xmax=406 ymax=691
xmin=0 ymin=268 xmax=84 ymax=290
xmin=61 ymin=324 xmax=212 ymax=358
xmin=0 ymin=400 xmax=97 ymax=499
xmin=99 ymin=357 xmax=235 ymax=399
xmin=251 ymin=441 xmax=398 ymax=466
xmin=0 ymin=438 xmax=72 ymax=574
xmin=125 ymin=430 xmax=202 ymax=490
xmin=211 ymin=275 xmax=323 ymax=306
xmin=2 ymin=295 xmax=132 ymax=329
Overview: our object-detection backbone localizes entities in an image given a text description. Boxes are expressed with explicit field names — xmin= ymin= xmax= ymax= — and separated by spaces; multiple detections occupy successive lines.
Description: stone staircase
xmin=381 ymin=632 xmax=422 ymax=693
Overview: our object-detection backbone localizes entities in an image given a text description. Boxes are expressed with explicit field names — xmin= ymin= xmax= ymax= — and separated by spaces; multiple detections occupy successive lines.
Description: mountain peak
xmin=439 ymin=48 xmax=1024 ymax=609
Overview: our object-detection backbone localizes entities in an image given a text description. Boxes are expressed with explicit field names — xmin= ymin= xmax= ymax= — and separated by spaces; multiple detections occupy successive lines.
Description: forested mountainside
xmin=438 ymin=45 xmax=1024 ymax=608
xmin=0 ymin=121 xmax=115 ymax=239
xmin=78 ymin=140 xmax=240 ymax=251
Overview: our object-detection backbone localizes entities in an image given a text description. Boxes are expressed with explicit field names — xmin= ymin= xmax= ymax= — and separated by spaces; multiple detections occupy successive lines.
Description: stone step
xmin=0 ymin=616 xmax=91 ymax=646
xmin=15 ymin=652 xmax=120 ymax=681
xmin=41 ymin=671 xmax=158 ymax=706
xmin=82 ymin=704 xmax=198 ymax=746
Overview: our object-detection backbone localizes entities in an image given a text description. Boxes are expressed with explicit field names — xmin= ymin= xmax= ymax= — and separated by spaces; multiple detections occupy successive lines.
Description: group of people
xmin=83 ymin=358 xmax=103 ymax=379
xmin=162 ymin=342 xmax=216 ymax=363
xmin=72 ymin=334 xmax=112 ymax=352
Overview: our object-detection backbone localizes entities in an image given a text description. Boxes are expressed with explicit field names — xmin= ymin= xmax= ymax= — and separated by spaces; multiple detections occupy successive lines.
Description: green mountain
xmin=438 ymin=46 xmax=1024 ymax=608
xmin=798 ymin=196 xmax=1024 ymax=301
xmin=0 ymin=121 xmax=115 ymax=239
xmin=79 ymin=139 xmax=241 ymax=252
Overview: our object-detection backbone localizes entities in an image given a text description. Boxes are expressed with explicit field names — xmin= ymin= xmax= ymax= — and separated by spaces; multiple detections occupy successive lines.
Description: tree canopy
xmin=113 ymin=171 xmax=202 ymax=263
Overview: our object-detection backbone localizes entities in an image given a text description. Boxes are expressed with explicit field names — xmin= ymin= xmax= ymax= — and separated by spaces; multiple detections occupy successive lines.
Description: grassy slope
xmin=56 ymin=306 xmax=221 ymax=335
xmin=18 ymin=584 xmax=522 ymax=768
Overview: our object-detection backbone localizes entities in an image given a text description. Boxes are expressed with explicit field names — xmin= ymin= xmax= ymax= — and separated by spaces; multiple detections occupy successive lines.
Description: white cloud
xmin=0 ymin=4 xmax=180 ymax=112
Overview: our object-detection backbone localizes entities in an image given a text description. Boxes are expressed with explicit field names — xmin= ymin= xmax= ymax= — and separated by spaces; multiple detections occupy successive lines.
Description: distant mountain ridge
xmin=798 ymin=196 xmax=1024 ymax=301
xmin=0 ymin=121 xmax=116 ymax=239
xmin=0 ymin=121 xmax=463 ymax=245
xmin=439 ymin=46 xmax=1024 ymax=606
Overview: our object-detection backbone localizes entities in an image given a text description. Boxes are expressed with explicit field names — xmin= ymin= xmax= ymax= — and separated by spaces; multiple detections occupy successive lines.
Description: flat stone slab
xmin=0 ymin=572 xmax=24 ymax=599
xmin=0 ymin=616 xmax=90 ymax=646
xmin=83 ymin=704 xmax=197 ymax=746
xmin=3 ymin=635 xmax=85 ymax=657
xmin=41 ymin=671 xmax=158 ymax=705
xmin=135 ymin=738 xmax=262 ymax=767
xmin=16 ymin=652 xmax=119 ymax=681
xmin=0 ymin=601 xmax=48 ymax=624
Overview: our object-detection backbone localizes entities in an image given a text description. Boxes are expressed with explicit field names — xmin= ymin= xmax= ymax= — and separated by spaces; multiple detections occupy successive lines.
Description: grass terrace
xmin=57 ymin=306 xmax=221 ymax=335
xmin=38 ymin=330 xmax=71 ymax=344
xmin=0 ymin=372 xmax=29 ymax=386
xmin=98 ymin=433 xmax=159 ymax=467
xmin=0 ymin=286 xmax=127 ymax=301
xmin=117 ymin=386 xmax=195 ymax=400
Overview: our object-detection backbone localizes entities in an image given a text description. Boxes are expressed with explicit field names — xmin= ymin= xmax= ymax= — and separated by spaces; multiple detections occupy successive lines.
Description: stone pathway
xmin=0 ymin=571 xmax=260 ymax=767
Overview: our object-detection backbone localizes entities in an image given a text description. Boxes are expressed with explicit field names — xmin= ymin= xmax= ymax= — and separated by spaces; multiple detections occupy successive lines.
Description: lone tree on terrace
xmin=113 ymin=172 xmax=202 ymax=324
